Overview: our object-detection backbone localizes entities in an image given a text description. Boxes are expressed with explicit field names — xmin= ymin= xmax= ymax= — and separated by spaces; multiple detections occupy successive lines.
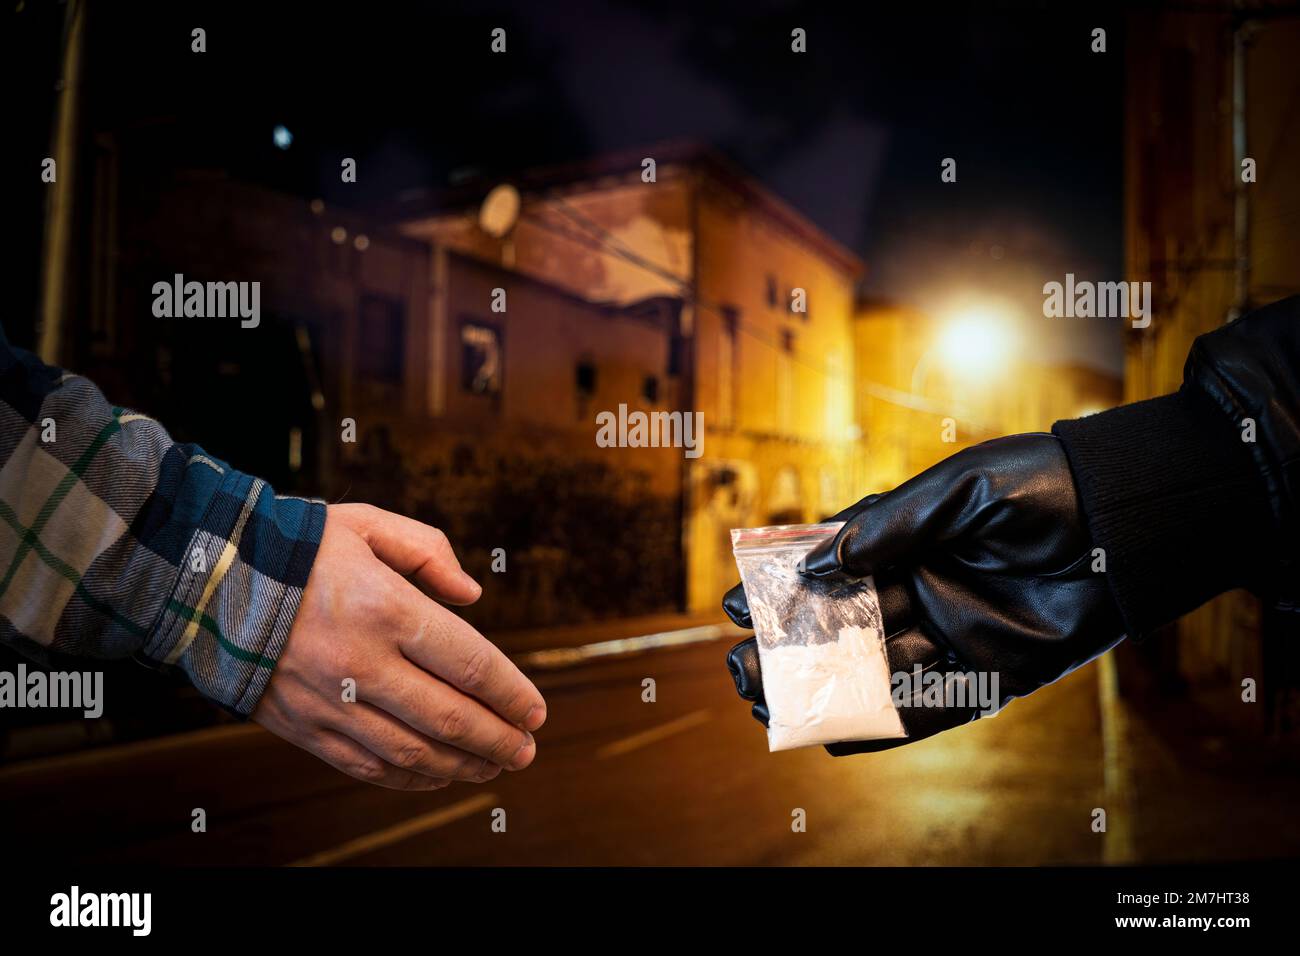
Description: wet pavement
xmin=4 ymin=617 xmax=1300 ymax=865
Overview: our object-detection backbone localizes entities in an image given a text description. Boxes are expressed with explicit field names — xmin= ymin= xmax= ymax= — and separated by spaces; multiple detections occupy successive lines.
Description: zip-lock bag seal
xmin=731 ymin=521 xmax=907 ymax=752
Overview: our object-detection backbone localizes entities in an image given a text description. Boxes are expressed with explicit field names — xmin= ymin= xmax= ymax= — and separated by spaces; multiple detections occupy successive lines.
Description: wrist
xmin=1052 ymin=389 xmax=1275 ymax=638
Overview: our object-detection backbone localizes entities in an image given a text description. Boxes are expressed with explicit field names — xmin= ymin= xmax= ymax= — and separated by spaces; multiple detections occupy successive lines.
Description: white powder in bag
xmin=731 ymin=522 xmax=907 ymax=752
xmin=759 ymin=623 xmax=905 ymax=752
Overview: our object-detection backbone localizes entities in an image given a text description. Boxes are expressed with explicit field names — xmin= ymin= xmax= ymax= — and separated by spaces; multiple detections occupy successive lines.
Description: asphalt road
xmin=4 ymin=623 xmax=1300 ymax=865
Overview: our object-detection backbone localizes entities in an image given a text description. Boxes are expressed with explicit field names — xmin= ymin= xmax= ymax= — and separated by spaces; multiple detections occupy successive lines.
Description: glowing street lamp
xmin=911 ymin=306 xmax=1018 ymax=398
xmin=936 ymin=308 xmax=1018 ymax=380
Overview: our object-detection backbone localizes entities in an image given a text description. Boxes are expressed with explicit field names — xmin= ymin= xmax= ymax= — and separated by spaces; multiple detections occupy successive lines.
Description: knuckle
xmin=458 ymin=646 xmax=494 ymax=693
xmin=350 ymin=757 xmax=388 ymax=784
xmin=407 ymin=612 xmax=443 ymax=651
xmin=391 ymin=742 xmax=428 ymax=772
xmin=491 ymin=730 xmax=523 ymax=764
xmin=436 ymin=705 xmax=471 ymax=742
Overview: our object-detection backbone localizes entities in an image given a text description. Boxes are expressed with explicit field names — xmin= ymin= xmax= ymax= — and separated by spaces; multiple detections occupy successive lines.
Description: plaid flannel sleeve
xmin=0 ymin=332 xmax=326 ymax=716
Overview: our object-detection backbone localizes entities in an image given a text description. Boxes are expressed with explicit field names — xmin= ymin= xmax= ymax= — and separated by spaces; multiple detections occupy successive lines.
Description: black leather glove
xmin=723 ymin=433 xmax=1125 ymax=754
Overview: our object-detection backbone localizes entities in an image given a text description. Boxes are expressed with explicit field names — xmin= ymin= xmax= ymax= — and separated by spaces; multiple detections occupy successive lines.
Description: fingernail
xmin=800 ymin=539 xmax=840 ymax=577
xmin=523 ymin=703 xmax=546 ymax=731
xmin=509 ymin=732 xmax=535 ymax=770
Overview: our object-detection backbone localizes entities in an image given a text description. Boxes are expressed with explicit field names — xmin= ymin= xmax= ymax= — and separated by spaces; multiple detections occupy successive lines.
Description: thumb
xmin=330 ymin=504 xmax=482 ymax=605
xmin=801 ymin=483 xmax=941 ymax=579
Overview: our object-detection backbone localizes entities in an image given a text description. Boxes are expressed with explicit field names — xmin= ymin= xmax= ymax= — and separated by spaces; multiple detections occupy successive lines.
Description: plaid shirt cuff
xmin=1 ymin=334 xmax=326 ymax=718
xmin=144 ymin=470 xmax=326 ymax=716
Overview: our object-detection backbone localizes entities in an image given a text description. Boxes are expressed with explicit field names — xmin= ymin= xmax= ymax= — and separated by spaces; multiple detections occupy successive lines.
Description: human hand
xmin=253 ymin=503 xmax=547 ymax=788
xmin=723 ymin=434 xmax=1124 ymax=753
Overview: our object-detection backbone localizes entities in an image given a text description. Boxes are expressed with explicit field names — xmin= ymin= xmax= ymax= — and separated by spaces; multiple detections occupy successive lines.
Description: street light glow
xmin=937 ymin=308 xmax=1017 ymax=379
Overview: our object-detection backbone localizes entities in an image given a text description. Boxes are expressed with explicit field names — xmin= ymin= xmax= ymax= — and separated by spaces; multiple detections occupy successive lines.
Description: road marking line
xmin=513 ymin=623 xmax=740 ymax=671
xmin=287 ymin=793 xmax=497 ymax=867
xmin=596 ymin=708 xmax=711 ymax=759
xmin=1097 ymin=654 xmax=1135 ymax=864
xmin=0 ymin=722 xmax=261 ymax=780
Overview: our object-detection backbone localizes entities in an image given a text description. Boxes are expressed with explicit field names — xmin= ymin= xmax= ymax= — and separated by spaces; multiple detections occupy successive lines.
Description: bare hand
xmin=253 ymin=504 xmax=547 ymax=790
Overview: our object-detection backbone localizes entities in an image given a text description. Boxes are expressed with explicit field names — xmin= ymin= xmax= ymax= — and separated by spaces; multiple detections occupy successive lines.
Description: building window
xmin=720 ymin=305 xmax=740 ymax=428
xmin=576 ymin=360 xmax=597 ymax=398
xmin=356 ymin=297 xmax=400 ymax=405
xmin=777 ymin=328 xmax=794 ymax=433
xmin=642 ymin=374 xmax=659 ymax=404
xmin=765 ymin=274 xmax=779 ymax=308
xmin=460 ymin=319 xmax=503 ymax=395
xmin=358 ymin=294 xmax=405 ymax=387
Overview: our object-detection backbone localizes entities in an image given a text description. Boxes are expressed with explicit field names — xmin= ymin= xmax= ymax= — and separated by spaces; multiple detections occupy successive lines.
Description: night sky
xmin=17 ymin=0 xmax=1126 ymax=371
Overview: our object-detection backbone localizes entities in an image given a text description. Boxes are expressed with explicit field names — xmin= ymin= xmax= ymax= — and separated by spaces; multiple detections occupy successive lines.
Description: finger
xmin=725 ymin=497 xmax=884 ymax=628
xmin=726 ymin=638 xmax=762 ymax=701
xmin=338 ymin=503 xmax=482 ymax=605
xmin=365 ymin=659 xmax=539 ymax=770
xmin=722 ymin=582 xmax=751 ymax=628
xmin=333 ymin=701 xmax=505 ymax=782
xmin=822 ymin=492 xmax=881 ymax=524
xmin=801 ymin=472 xmax=957 ymax=578
xmin=398 ymin=602 xmax=547 ymax=731
xmin=802 ymin=488 xmax=927 ymax=578
xmin=725 ymin=638 xmax=769 ymax=729
xmin=310 ymin=727 xmax=451 ymax=791
xmin=806 ymin=436 xmax=1060 ymax=579
xmin=875 ymin=571 xmax=916 ymax=637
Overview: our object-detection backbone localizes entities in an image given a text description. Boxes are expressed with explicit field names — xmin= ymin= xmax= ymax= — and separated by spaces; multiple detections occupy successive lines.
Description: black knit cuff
xmin=1052 ymin=389 xmax=1275 ymax=639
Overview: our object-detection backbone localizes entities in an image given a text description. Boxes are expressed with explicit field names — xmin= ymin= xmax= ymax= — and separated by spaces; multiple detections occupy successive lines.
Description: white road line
xmin=1097 ymin=654 xmax=1135 ymax=864
xmin=513 ymin=623 xmax=740 ymax=671
xmin=0 ymin=723 xmax=261 ymax=780
xmin=287 ymin=793 xmax=498 ymax=867
xmin=596 ymin=708 xmax=711 ymax=759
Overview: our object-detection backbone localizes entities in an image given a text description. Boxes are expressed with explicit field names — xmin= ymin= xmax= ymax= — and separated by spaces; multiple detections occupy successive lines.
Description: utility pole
xmin=38 ymin=0 xmax=86 ymax=365
xmin=1230 ymin=12 xmax=1255 ymax=323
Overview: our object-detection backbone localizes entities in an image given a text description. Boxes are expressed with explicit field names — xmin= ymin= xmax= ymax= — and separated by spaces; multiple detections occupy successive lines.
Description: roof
xmin=383 ymin=140 xmax=865 ymax=279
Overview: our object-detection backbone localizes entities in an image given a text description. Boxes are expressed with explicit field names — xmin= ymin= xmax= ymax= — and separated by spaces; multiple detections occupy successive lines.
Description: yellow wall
xmin=686 ymin=169 xmax=861 ymax=611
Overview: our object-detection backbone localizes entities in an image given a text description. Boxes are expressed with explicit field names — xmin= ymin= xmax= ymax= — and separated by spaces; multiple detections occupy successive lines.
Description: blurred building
xmin=60 ymin=137 xmax=1129 ymax=637
xmin=64 ymin=147 xmax=689 ymax=631
xmin=853 ymin=297 xmax=1120 ymax=492
xmin=1123 ymin=7 xmax=1300 ymax=731
xmin=392 ymin=143 xmax=866 ymax=613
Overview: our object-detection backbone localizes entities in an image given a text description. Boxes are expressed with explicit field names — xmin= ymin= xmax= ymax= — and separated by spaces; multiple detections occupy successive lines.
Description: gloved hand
xmin=723 ymin=433 xmax=1125 ymax=754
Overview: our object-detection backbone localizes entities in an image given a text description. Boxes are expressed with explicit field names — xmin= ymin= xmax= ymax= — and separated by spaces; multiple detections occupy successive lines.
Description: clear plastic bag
xmin=731 ymin=522 xmax=906 ymax=752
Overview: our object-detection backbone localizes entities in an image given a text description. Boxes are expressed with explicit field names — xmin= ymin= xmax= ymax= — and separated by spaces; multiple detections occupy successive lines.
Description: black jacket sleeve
xmin=1051 ymin=294 xmax=1300 ymax=638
